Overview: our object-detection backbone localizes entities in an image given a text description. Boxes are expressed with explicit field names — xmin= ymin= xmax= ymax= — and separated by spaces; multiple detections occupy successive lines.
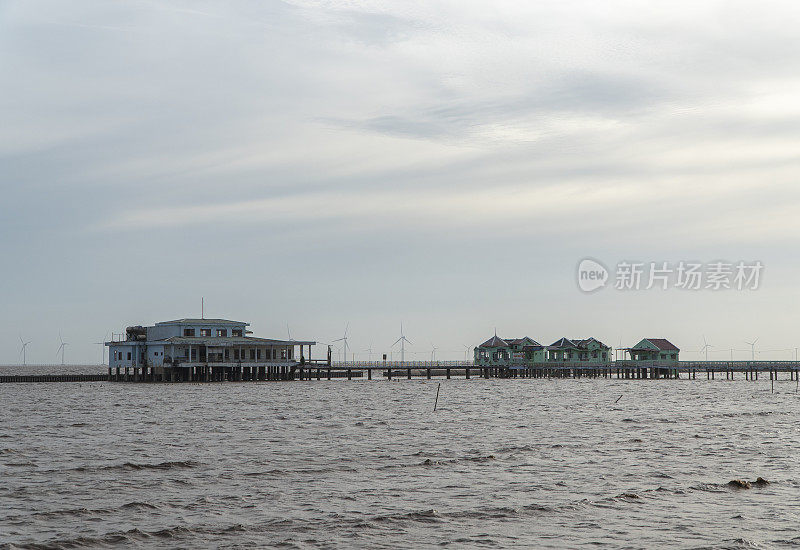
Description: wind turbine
xmin=364 ymin=343 xmax=374 ymax=362
xmin=19 ymin=336 xmax=31 ymax=366
xmin=94 ymin=332 xmax=109 ymax=365
xmin=430 ymin=343 xmax=438 ymax=363
xmin=745 ymin=338 xmax=759 ymax=361
xmin=392 ymin=323 xmax=412 ymax=364
xmin=56 ymin=333 xmax=68 ymax=366
xmin=700 ymin=335 xmax=711 ymax=362
xmin=463 ymin=344 xmax=471 ymax=362
xmin=333 ymin=323 xmax=349 ymax=364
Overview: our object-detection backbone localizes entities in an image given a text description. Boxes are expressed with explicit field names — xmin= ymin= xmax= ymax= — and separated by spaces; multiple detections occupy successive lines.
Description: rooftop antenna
xmin=94 ymin=332 xmax=109 ymax=365
xmin=19 ymin=336 xmax=31 ymax=367
xmin=201 ymin=297 xmax=204 ymax=319
xmin=56 ymin=332 xmax=68 ymax=366
xmin=333 ymin=323 xmax=349 ymax=364
xmin=287 ymin=324 xmax=295 ymax=342
xmin=700 ymin=335 xmax=711 ymax=362
xmin=392 ymin=322 xmax=412 ymax=364
xmin=745 ymin=338 xmax=759 ymax=361
xmin=430 ymin=343 xmax=438 ymax=363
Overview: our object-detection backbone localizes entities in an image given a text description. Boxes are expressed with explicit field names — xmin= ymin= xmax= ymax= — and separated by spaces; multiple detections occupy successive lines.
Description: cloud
xmin=3 ymin=0 xmax=800 ymax=362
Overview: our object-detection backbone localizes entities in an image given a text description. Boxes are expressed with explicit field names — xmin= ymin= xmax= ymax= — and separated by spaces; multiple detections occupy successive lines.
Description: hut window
xmin=200 ymin=329 xmax=211 ymax=337
xmin=232 ymin=329 xmax=243 ymax=337
xmin=216 ymin=329 xmax=227 ymax=337
xmin=184 ymin=329 xmax=195 ymax=336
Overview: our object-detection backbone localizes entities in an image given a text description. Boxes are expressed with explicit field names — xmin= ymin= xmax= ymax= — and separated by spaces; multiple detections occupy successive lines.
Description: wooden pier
xmin=3 ymin=360 xmax=800 ymax=383
xmin=100 ymin=359 xmax=800 ymax=383
xmin=0 ymin=374 xmax=108 ymax=383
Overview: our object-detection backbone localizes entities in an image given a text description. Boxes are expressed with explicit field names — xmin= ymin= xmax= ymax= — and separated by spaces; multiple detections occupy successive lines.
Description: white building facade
xmin=107 ymin=318 xmax=316 ymax=371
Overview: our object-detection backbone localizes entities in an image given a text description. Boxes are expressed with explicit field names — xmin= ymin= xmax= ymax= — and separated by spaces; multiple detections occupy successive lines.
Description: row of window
xmin=113 ymin=346 xmax=292 ymax=363
xmin=183 ymin=348 xmax=291 ymax=361
xmin=550 ymin=350 xmax=608 ymax=359
xmin=183 ymin=328 xmax=244 ymax=337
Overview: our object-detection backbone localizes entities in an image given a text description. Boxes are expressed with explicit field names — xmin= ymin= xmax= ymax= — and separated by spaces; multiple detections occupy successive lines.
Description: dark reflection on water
xmin=1 ymin=378 xmax=799 ymax=548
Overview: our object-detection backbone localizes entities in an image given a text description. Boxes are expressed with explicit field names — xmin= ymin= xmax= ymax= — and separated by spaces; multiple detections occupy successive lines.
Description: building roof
xmin=549 ymin=337 xmax=578 ymax=349
xmin=548 ymin=337 xmax=609 ymax=350
xmin=641 ymin=338 xmax=680 ymax=351
xmin=505 ymin=337 xmax=542 ymax=346
xmin=155 ymin=318 xmax=249 ymax=326
xmin=109 ymin=336 xmax=315 ymax=346
xmin=479 ymin=335 xmax=509 ymax=348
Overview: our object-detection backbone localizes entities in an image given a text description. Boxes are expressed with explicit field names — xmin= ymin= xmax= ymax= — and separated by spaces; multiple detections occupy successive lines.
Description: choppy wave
xmin=66 ymin=460 xmax=201 ymax=473
xmin=3 ymin=378 xmax=799 ymax=548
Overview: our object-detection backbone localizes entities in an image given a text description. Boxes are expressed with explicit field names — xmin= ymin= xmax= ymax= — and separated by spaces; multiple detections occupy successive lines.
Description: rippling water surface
xmin=2 ymin=377 xmax=800 ymax=549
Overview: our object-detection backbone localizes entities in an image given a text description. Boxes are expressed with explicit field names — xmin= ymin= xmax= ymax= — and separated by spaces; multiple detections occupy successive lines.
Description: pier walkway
xmin=2 ymin=361 xmax=800 ymax=383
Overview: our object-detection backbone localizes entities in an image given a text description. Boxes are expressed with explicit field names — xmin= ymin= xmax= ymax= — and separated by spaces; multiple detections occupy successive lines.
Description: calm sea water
xmin=2 ymin=377 xmax=800 ymax=549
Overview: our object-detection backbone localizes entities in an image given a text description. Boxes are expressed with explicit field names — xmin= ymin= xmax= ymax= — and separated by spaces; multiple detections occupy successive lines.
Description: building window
xmin=200 ymin=329 xmax=211 ymax=337
xmin=234 ymin=349 xmax=240 ymax=360
xmin=127 ymin=352 xmax=131 ymax=360
xmin=224 ymin=349 xmax=229 ymax=360
xmin=232 ymin=329 xmax=243 ymax=337
xmin=250 ymin=349 xmax=256 ymax=360
xmin=257 ymin=349 xmax=262 ymax=360
xmin=184 ymin=329 xmax=195 ymax=337
xmin=216 ymin=329 xmax=227 ymax=337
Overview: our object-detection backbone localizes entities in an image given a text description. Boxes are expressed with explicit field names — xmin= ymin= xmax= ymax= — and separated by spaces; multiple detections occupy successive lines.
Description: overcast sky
xmin=2 ymin=0 xmax=800 ymax=364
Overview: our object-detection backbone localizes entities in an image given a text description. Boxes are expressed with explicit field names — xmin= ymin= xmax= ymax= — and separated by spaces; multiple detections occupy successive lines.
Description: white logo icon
xmin=577 ymin=258 xmax=609 ymax=293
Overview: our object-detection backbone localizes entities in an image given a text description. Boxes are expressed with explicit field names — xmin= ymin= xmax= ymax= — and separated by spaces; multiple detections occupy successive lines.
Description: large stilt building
xmin=106 ymin=318 xmax=317 ymax=381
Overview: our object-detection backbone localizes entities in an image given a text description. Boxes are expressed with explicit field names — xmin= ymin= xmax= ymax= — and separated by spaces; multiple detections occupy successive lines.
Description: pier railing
xmin=331 ymin=360 xmax=800 ymax=371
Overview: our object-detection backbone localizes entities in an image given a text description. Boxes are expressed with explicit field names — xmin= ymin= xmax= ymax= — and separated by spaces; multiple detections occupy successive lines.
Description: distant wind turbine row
xmin=15 ymin=331 xmax=73 ymax=365
xmin=322 ymin=323 xmax=480 ymax=363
